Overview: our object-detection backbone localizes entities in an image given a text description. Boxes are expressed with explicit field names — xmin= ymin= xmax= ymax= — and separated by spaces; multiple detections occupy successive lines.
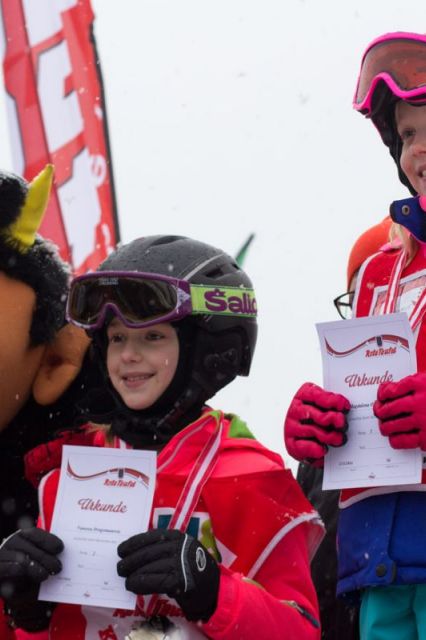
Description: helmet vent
xmin=149 ymin=235 xmax=182 ymax=247
xmin=205 ymin=263 xmax=239 ymax=279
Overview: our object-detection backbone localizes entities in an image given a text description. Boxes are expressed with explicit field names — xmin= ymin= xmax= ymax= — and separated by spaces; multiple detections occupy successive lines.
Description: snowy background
xmin=0 ymin=1 xmax=425 ymax=472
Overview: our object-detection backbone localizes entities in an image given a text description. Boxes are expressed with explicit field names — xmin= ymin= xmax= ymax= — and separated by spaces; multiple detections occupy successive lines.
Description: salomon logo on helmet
xmin=190 ymin=285 xmax=257 ymax=317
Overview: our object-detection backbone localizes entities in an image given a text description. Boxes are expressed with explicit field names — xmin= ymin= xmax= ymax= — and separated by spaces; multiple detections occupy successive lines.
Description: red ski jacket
xmin=26 ymin=409 xmax=323 ymax=639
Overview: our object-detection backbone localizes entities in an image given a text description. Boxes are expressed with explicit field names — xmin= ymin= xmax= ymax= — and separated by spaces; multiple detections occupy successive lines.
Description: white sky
xmin=0 ymin=1 xmax=425 ymax=472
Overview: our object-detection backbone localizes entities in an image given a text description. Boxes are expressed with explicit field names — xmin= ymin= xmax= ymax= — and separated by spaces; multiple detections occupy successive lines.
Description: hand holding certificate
xmin=316 ymin=312 xmax=422 ymax=490
xmin=39 ymin=445 xmax=156 ymax=609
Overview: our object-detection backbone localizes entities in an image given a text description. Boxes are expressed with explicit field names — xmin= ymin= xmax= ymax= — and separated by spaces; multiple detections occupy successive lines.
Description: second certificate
xmin=316 ymin=312 xmax=422 ymax=490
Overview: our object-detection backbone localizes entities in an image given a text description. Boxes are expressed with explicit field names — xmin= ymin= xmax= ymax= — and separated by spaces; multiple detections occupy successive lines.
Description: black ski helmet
xmin=85 ymin=235 xmax=257 ymax=446
xmin=353 ymin=32 xmax=426 ymax=195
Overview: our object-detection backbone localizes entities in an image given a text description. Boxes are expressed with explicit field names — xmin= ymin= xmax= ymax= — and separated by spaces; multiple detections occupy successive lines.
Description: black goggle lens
xmin=69 ymin=276 xmax=178 ymax=326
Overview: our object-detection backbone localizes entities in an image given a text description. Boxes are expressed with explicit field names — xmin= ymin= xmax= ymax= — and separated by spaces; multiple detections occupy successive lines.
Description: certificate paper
xmin=316 ymin=313 xmax=422 ymax=490
xmin=39 ymin=445 xmax=156 ymax=609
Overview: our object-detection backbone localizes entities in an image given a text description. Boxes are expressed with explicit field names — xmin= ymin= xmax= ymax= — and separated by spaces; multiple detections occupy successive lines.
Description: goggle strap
xmin=189 ymin=284 xmax=257 ymax=317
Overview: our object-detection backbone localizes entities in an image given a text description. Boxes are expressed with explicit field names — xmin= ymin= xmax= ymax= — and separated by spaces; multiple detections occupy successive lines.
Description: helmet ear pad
xmin=190 ymin=327 xmax=246 ymax=401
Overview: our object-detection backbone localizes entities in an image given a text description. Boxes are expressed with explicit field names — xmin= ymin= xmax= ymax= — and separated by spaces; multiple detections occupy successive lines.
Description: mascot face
xmin=0 ymin=165 xmax=90 ymax=432
xmin=0 ymin=273 xmax=45 ymax=430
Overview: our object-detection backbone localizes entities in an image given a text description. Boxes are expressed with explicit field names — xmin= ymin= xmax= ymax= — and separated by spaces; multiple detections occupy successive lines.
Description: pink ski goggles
xmin=353 ymin=32 xmax=426 ymax=115
xmin=66 ymin=271 xmax=257 ymax=330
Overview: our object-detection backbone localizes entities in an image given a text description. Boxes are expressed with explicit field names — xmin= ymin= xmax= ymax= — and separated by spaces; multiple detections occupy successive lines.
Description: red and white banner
xmin=0 ymin=0 xmax=120 ymax=274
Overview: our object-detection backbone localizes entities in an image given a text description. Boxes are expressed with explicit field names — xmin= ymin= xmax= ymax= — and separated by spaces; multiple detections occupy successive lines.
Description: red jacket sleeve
xmin=202 ymin=522 xmax=320 ymax=640
xmin=0 ymin=605 xmax=15 ymax=640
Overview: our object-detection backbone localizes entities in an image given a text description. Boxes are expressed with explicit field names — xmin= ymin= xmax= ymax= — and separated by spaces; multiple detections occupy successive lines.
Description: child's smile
xmin=121 ymin=372 xmax=154 ymax=387
xmin=120 ymin=371 xmax=156 ymax=391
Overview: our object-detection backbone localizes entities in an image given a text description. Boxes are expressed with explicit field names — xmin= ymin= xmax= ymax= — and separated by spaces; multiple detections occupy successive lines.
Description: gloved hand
xmin=374 ymin=372 xmax=426 ymax=449
xmin=117 ymin=529 xmax=220 ymax=622
xmin=0 ymin=527 xmax=63 ymax=632
xmin=284 ymin=382 xmax=350 ymax=466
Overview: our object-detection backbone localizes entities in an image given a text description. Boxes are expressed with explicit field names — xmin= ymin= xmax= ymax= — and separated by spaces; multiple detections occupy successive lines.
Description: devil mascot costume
xmin=0 ymin=165 xmax=91 ymax=638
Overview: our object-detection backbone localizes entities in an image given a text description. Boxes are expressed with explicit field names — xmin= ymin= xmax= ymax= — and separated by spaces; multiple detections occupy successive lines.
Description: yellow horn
xmin=9 ymin=164 xmax=54 ymax=251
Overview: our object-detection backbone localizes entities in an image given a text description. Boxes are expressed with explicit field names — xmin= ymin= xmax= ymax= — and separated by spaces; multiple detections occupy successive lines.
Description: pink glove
xmin=284 ymin=382 xmax=350 ymax=467
xmin=374 ymin=372 xmax=426 ymax=450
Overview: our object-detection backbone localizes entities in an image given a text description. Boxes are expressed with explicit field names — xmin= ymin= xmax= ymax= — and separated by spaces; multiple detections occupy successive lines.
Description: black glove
xmin=0 ymin=527 xmax=63 ymax=632
xmin=117 ymin=528 xmax=220 ymax=622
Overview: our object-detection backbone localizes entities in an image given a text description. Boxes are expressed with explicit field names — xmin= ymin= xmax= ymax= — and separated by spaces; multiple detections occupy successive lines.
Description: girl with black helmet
xmin=284 ymin=32 xmax=426 ymax=640
xmin=1 ymin=235 xmax=323 ymax=639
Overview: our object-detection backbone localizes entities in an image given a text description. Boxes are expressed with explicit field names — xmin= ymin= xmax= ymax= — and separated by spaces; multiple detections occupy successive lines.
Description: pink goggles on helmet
xmin=66 ymin=271 xmax=257 ymax=331
xmin=353 ymin=32 xmax=426 ymax=115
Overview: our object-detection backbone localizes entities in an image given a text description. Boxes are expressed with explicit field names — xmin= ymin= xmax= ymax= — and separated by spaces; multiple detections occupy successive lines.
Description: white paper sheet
xmin=39 ymin=445 xmax=156 ymax=609
xmin=316 ymin=313 xmax=422 ymax=490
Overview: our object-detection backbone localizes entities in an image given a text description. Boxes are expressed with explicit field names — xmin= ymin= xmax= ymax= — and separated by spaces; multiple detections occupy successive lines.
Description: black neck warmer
xmin=76 ymin=321 xmax=205 ymax=448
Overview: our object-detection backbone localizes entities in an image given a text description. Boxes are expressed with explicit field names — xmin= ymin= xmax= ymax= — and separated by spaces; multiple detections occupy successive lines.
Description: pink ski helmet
xmin=353 ymin=32 xmax=426 ymax=194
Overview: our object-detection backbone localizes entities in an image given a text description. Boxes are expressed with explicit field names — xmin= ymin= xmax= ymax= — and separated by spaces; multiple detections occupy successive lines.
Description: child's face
xmin=396 ymin=102 xmax=426 ymax=195
xmin=106 ymin=318 xmax=179 ymax=411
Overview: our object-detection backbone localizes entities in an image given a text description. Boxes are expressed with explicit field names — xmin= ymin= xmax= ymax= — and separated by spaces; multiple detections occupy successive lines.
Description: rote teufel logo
xmin=325 ymin=334 xmax=408 ymax=358
xmin=67 ymin=461 xmax=149 ymax=488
